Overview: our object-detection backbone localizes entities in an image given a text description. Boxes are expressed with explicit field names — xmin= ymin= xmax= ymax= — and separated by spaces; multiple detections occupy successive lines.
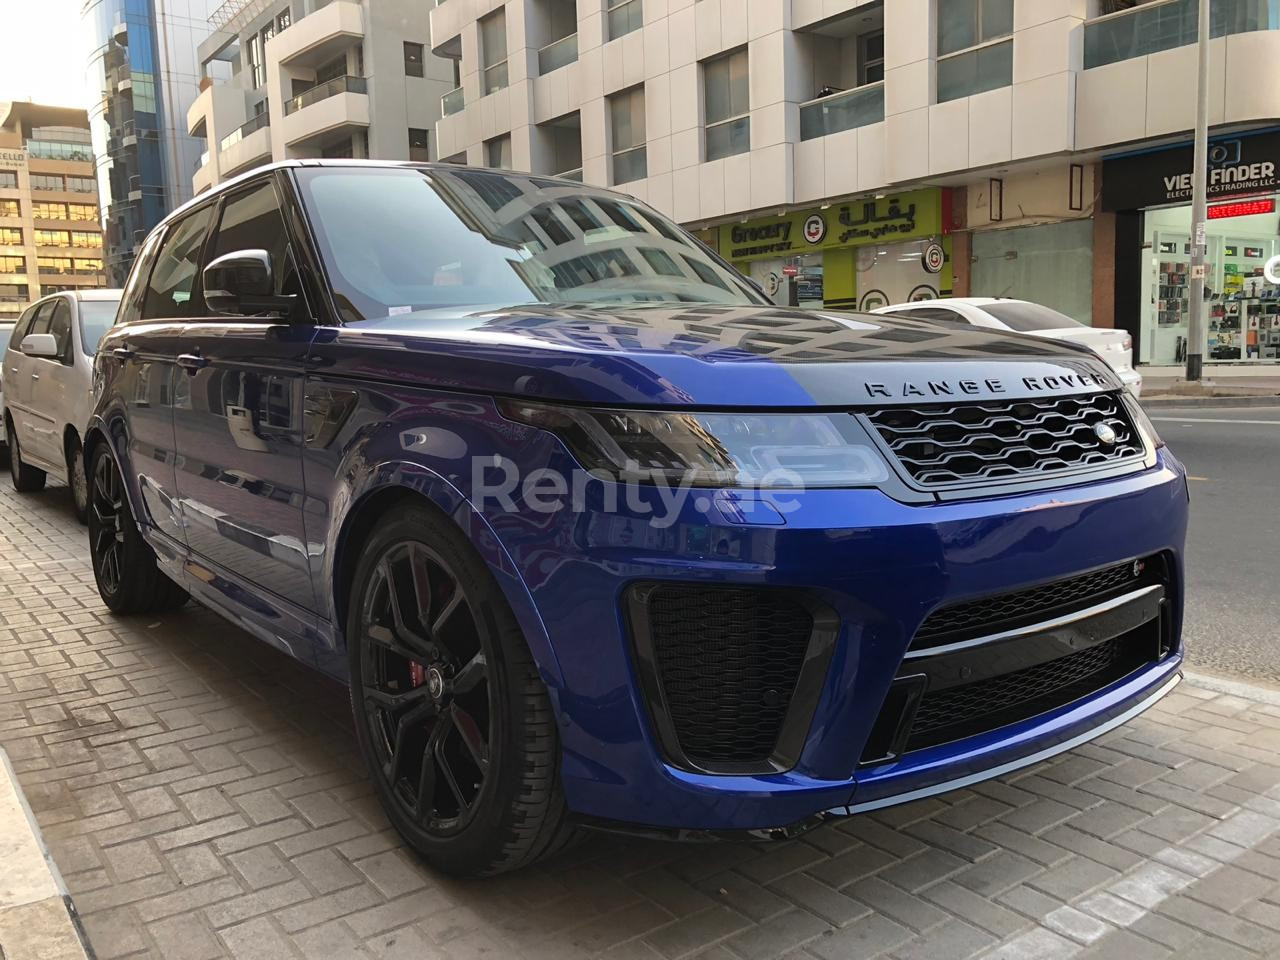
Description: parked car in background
xmin=86 ymin=162 xmax=1184 ymax=877
xmin=875 ymin=298 xmax=1143 ymax=396
xmin=0 ymin=319 xmax=15 ymax=450
xmin=3 ymin=290 xmax=122 ymax=521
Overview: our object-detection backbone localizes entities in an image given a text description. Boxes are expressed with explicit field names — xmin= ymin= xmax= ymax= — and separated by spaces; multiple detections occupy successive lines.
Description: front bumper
xmin=483 ymin=445 xmax=1188 ymax=832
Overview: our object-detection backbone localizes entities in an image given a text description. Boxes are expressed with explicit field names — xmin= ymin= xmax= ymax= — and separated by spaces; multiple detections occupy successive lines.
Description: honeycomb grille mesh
xmin=906 ymin=634 xmax=1135 ymax=752
xmin=865 ymin=392 xmax=1144 ymax=488
xmin=645 ymin=585 xmax=813 ymax=767
xmin=913 ymin=559 xmax=1146 ymax=649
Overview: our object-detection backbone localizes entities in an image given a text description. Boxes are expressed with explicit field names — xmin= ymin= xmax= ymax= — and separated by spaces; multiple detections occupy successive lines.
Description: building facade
xmin=84 ymin=0 xmax=219 ymax=286
xmin=429 ymin=0 xmax=1280 ymax=367
xmin=188 ymin=0 xmax=457 ymax=195
xmin=0 ymin=103 xmax=108 ymax=320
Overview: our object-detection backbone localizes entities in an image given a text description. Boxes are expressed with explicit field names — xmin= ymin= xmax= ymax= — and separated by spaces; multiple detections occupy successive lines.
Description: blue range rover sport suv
xmin=86 ymin=161 xmax=1187 ymax=876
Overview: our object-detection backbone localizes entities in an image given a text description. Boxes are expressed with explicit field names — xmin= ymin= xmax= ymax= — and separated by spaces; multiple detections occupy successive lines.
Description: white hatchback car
xmin=3 ymin=290 xmax=122 ymax=521
xmin=874 ymin=297 xmax=1142 ymax=397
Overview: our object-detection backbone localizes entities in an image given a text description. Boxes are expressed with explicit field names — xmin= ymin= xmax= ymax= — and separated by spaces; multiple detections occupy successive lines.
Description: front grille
xmin=636 ymin=585 xmax=817 ymax=769
xmin=913 ymin=555 xmax=1163 ymax=651
xmin=865 ymin=392 xmax=1145 ymax=489
xmin=904 ymin=631 xmax=1150 ymax=752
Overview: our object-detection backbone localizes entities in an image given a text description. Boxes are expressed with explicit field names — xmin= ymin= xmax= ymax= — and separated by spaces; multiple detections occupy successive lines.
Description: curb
xmin=0 ymin=748 xmax=94 ymax=960
xmin=1141 ymin=394 xmax=1280 ymax=409
xmin=1183 ymin=669 xmax=1280 ymax=706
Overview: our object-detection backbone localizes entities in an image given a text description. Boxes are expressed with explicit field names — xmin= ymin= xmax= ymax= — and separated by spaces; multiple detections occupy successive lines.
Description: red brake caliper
xmin=409 ymin=662 xmax=428 ymax=689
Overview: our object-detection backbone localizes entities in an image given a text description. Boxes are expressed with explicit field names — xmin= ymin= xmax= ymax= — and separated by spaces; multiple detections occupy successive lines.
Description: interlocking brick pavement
xmin=3 ymin=480 xmax=1280 ymax=959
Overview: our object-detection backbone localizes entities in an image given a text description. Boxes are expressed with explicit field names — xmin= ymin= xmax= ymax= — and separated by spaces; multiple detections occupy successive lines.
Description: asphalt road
xmin=1150 ymin=405 xmax=1280 ymax=687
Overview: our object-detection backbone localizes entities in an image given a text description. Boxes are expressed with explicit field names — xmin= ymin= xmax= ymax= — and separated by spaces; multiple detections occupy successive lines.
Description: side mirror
xmin=20 ymin=333 xmax=60 ymax=358
xmin=203 ymin=249 xmax=292 ymax=317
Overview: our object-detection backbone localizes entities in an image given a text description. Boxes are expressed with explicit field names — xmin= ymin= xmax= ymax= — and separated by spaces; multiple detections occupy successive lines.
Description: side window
xmin=209 ymin=179 xmax=296 ymax=300
xmin=141 ymin=205 xmax=217 ymax=320
xmin=27 ymin=301 xmax=55 ymax=337
xmin=118 ymin=228 xmax=165 ymax=325
xmin=10 ymin=304 xmax=40 ymax=346
xmin=46 ymin=299 xmax=73 ymax=363
xmin=902 ymin=307 xmax=970 ymax=326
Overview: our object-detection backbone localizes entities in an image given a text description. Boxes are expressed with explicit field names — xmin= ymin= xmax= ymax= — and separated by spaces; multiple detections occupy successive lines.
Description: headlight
xmin=1122 ymin=394 xmax=1164 ymax=449
xmin=497 ymin=400 xmax=890 ymax=488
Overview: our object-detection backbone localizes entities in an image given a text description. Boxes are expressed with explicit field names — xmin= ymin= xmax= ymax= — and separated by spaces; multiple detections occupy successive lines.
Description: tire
xmin=346 ymin=502 xmax=577 ymax=877
xmin=86 ymin=443 xmax=188 ymax=614
xmin=67 ymin=435 xmax=88 ymax=524
xmin=7 ymin=419 xmax=46 ymax=493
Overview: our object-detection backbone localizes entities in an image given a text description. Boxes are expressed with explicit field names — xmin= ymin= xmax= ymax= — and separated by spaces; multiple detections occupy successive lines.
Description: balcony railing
xmin=538 ymin=33 xmax=579 ymax=75
xmin=283 ymin=75 xmax=367 ymax=116
xmin=442 ymin=85 xmax=465 ymax=116
xmin=220 ymin=112 xmax=270 ymax=151
xmin=1085 ymin=0 xmax=1280 ymax=69
xmin=27 ymin=140 xmax=94 ymax=162
xmin=799 ymin=82 xmax=884 ymax=141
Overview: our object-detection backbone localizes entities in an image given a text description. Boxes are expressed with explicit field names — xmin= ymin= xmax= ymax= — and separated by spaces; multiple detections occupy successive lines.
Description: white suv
xmin=3 ymin=290 xmax=121 ymax=521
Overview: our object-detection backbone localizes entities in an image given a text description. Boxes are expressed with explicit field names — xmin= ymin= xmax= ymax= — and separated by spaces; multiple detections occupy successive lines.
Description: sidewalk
xmin=4 ymin=486 xmax=1280 ymax=959
xmin=1140 ymin=364 xmax=1280 ymax=404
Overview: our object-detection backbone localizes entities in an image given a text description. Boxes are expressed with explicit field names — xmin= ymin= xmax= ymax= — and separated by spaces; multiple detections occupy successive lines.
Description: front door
xmin=25 ymin=297 xmax=78 ymax=470
xmin=171 ymin=176 xmax=318 ymax=614
xmin=4 ymin=300 xmax=51 ymax=453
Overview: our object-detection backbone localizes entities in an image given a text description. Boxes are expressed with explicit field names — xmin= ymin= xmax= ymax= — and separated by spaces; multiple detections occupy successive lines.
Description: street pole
xmin=1186 ymin=0 xmax=1211 ymax=381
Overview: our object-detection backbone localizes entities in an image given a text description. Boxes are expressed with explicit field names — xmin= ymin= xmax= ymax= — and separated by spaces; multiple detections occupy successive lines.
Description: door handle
xmin=177 ymin=353 xmax=209 ymax=373
xmin=30 ymin=373 xmax=38 ymax=381
xmin=112 ymin=346 xmax=134 ymax=360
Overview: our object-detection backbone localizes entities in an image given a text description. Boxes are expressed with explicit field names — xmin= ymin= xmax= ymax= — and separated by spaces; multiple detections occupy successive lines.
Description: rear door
xmin=171 ymin=174 xmax=318 ymax=614
xmin=24 ymin=297 xmax=79 ymax=471
xmin=121 ymin=203 xmax=219 ymax=546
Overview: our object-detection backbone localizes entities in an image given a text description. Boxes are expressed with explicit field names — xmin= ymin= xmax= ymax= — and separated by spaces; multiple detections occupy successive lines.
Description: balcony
xmin=281 ymin=76 xmax=369 ymax=148
xmin=269 ymin=0 xmax=363 ymax=69
xmin=219 ymin=113 xmax=272 ymax=176
xmin=538 ymin=33 xmax=578 ymax=75
xmin=26 ymin=141 xmax=94 ymax=163
xmin=219 ymin=112 xmax=269 ymax=151
xmin=1084 ymin=0 xmax=1279 ymax=69
xmin=442 ymin=86 xmax=465 ymax=117
xmin=799 ymin=83 xmax=884 ymax=141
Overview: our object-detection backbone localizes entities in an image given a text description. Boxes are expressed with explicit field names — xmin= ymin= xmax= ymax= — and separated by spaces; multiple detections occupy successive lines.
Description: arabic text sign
xmin=722 ymin=189 xmax=942 ymax=261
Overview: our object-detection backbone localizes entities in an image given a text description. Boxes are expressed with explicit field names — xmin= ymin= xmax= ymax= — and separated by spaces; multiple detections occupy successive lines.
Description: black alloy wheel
xmin=360 ymin=541 xmax=492 ymax=834
xmin=86 ymin=444 xmax=188 ymax=614
xmin=348 ymin=503 xmax=576 ymax=876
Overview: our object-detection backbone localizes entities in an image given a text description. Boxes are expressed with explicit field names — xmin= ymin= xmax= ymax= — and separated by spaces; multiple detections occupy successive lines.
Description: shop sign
xmin=921 ymin=241 xmax=945 ymax=274
xmin=0 ymin=149 xmax=26 ymax=167
xmin=1209 ymin=199 xmax=1275 ymax=219
xmin=722 ymin=189 xmax=943 ymax=261
xmin=1102 ymin=132 xmax=1280 ymax=210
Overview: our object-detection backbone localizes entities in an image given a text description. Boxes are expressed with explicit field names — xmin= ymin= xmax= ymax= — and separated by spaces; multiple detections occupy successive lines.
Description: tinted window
xmin=47 ymin=299 xmax=73 ymax=362
xmin=141 ymin=205 xmax=217 ymax=320
xmin=982 ymin=301 xmax=1084 ymax=332
xmin=78 ymin=300 xmax=120 ymax=354
xmin=10 ymin=304 xmax=40 ymax=346
xmin=118 ymin=228 xmax=165 ymax=325
xmin=295 ymin=167 xmax=763 ymax=322
xmin=0 ymin=323 xmax=15 ymax=354
xmin=208 ymin=180 xmax=295 ymax=300
xmin=27 ymin=301 xmax=55 ymax=336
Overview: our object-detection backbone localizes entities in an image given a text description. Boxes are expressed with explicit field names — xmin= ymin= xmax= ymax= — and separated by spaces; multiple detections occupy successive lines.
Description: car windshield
xmin=982 ymin=301 xmax=1085 ymax=332
xmin=294 ymin=166 xmax=765 ymax=322
xmin=79 ymin=300 xmax=119 ymax=354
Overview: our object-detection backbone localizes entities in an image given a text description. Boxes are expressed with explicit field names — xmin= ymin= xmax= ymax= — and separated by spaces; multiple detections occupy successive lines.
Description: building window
xmin=485 ymin=135 xmax=512 ymax=169
xmin=33 ymin=202 xmax=67 ymax=220
xmin=703 ymin=48 xmax=750 ymax=161
xmin=937 ymin=0 xmax=1014 ymax=103
xmin=0 ymin=256 xmax=26 ymax=274
xmin=0 ymin=171 xmax=17 ymax=190
xmin=404 ymin=41 xmax=425 ymax=78
xmin=609 ymin=85 xmax=647 ymax=184
xmin=69 ymin=204 xmax=97 ymax=222
xmin=67 ymin=177 xmax=96 ymax=193
xmin=71 ymin=231 xmax=100 ymax=248
xmin=409 ymin=128 xmax=430 ymax=162
xmin=480 ymin=9 xmax=509 ymax=94
xmin=276 ymin=7 xmax=291 ymax=31
xmin=860 ymin=30 xmax=885 ymax=84
xmin=38 ymin=257 xmax=74 ymax=274
xmin=75 ymin=258 xmax=103 ymax=275
xmin=0 ymin=200 xmax=18 ymax=218
xmin=30 ymin=174 xmax=64 ymax=192
xmin=36 ymin=229 xmax=71 ymax=247
xmin=0 ymin=228 xmax=21 ymax=245
xmin=606 ymin=0 xmax=642 ymax=40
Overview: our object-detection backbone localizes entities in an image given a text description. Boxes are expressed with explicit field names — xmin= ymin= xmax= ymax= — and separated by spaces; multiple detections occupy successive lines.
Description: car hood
xmin=320 ymin=303 xmax=1123 ymax=408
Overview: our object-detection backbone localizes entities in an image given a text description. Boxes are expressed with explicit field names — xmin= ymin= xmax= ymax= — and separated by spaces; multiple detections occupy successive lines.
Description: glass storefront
xmin=711 ymin=189 xmax=953 ymax=311
xmin=1140 ymin=196 xmax=1280 ymax=364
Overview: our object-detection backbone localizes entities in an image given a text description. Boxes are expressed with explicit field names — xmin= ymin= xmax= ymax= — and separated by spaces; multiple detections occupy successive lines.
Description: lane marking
xmin=1151 ymin=417 xmax=1280 ymax=425
xmin=1187 ymin=476 xmax=1210 ymax=482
